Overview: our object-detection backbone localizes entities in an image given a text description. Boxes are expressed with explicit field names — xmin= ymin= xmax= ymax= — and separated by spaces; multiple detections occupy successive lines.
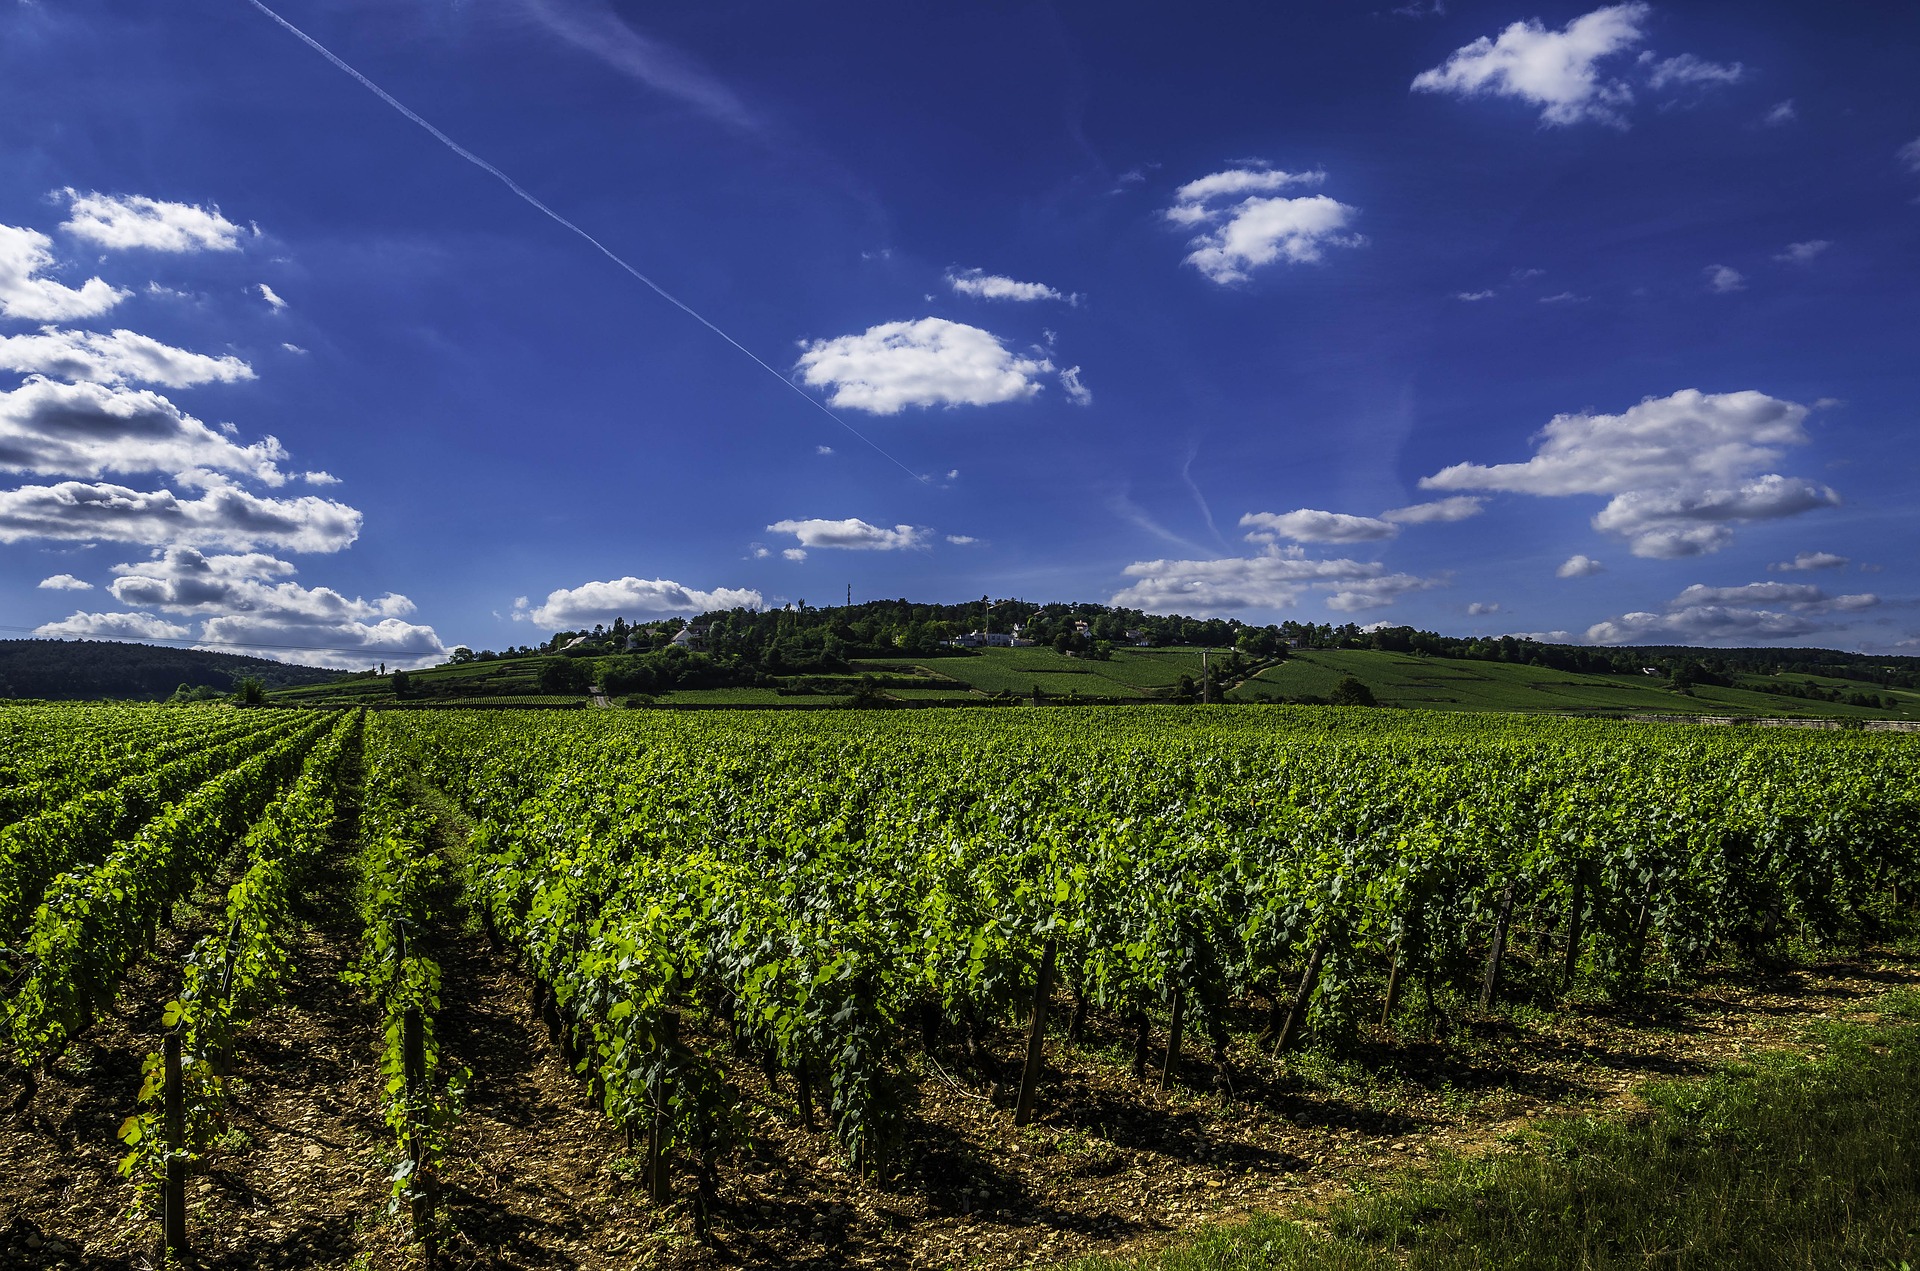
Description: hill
xmin=272 ymin=642 xmax=1920 ymax=722
xmin=0 ymin=639 xmax=341 ymax=701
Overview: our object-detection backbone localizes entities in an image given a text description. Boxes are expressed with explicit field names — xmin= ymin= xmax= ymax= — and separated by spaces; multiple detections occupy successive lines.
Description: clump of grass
xmin=1065 ymin=994 xmax=1920 ymax=1270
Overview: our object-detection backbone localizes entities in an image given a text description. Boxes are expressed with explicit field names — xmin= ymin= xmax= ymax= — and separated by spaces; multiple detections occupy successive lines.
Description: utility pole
xmin=1201 ymin=647 xmax=1211 ymax=704
xmin=846 ymin=583 xmax=851 ymax=609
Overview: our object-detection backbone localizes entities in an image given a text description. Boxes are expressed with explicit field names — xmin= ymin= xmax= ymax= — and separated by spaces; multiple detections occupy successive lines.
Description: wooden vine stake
xmin=1379 ymin=939 xmax=1403 ymax=1031
xmin=649 ymin=1009 xmax=678 ymax=1207
xmin=1159 ymin=983 xmax=1185 ymax=1090
xmin=1563 ymin=863 xmax=1587 ymax=990
xmin=1479 ymin=884 xmax=1517 ymax=1010
xmin=1013 ymin=938 xmax=1056 ymax=1126
xmin=401 ymin=1005 xmax=433 ymax=1242
xmin=162 ymin=1029 xmax=188 ymax=1264
xmin=1274 ymin=939 xmax=1327 ymax=1056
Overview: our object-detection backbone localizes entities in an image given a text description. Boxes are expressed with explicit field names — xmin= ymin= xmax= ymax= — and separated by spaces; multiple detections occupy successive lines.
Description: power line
xmin=243 ymin=0 xmax=931 ymax=486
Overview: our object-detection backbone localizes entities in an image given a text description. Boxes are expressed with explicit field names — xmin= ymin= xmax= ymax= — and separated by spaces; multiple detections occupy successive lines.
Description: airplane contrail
xmin=243 ymin=0 xmax=930 ymax=485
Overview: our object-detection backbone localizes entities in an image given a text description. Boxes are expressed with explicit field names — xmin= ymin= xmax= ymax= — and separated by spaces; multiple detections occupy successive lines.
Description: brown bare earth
xmin=7 ymin=865 xmax=1916 ymax=1271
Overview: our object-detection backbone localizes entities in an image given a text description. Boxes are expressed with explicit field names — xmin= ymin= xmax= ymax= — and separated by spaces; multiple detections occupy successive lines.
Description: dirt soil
xmin=6 ymin=899 xmax=1916 ymax=1271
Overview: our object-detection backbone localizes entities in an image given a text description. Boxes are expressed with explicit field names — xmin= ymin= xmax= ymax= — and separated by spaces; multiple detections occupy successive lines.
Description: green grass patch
xmin=1065 ymin=997 xmax=1920 ymax=1270
xmin=918 ymin=649 xmax=1152 ymax=698
xmin=653 ymin=687 xmax=809 ymax=705
xmin=1221 ymin=650 xmax=1917 ymax=719
xmin=885 ymin=687 xmax=985 ymax=702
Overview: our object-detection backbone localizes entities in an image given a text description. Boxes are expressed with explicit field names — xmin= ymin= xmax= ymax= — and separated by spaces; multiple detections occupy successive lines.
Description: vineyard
xmin=2 ymin=702 xmax=1918 ymax=1268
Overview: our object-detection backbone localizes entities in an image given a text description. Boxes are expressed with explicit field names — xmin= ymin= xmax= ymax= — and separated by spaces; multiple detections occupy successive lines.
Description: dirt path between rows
xmin=8 ymin=911 xmax=1915 ymax=1271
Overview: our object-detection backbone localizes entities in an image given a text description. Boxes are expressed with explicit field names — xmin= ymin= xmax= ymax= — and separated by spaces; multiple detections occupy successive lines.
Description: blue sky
xmin=3 ymin=0 xmax=1918 ymax=666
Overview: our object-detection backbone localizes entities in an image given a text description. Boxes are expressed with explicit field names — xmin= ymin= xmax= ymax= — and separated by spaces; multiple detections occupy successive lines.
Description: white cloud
xmin=766 ymin=517 xmax=927 ymax=550
xmin=1762 ymin=100 xmax=1796 ymax=127
xmin=1539 ymin=291 xmax=1587 ymax=304
xmin=0 ymin=225 xmax=128 ymax=321
xmin=1111 ymin=545 xmax=1440 ymax=614
xmin=1768 ymin=550 xmax=1848 ymax=572
xmin=1420 ymin=389 xmax=1837 ymax=557
xmin=1774 ymin=240 xmax=1830 ymax=264
xmin=0 ymin=377 xmax=289 ymax=484
xmin=70 ymin=546 xmax=443 ymax=669
xmin=202 ymin=613 xmax=445 ymax=669
xmin=1557 ymin=553 xmax=1605 ymax=578
xmin=281 ymin=343 xmax=308 ymax=355
xmin=1381 ymin=496 xmax=1484 ymax=524
xmin=945 ymin=534 xmax=979 ymax=545
xmin=511 ymin=0 xmax=762 ymax=137
xmin=37 ymin=572 xmax=91 ymax=590
xmin=794 ymin=318 xmax=1052 ymax=414
xmin=1058 ymin=365 xmax=1093 ymax=407
xmin=1165 ymin=165 xmax=1362 ymax=284
xmin=0 ymin=478 xmax=361 ymax=553
xmin=257 ymin=283 xmax=288 ymax=312
xmin=36 ymin=610 xmax=191 ymax=641
xmin=515 ymin=576 xmax=763 ymax=628
xmin=1586 ymin=581 xmax=1879 ymax=646
xmin=104 ymin=547 xmax=399 ymax=617
xmin=1898 ymin=137 xmax=1920 ymax=174
xmin=1455 ymin=289 xmax=1496 ymax=301
xmin=1168 ymin=166 xmax=1326 ymax=216
xmin=0 ymin=327 xmax=253 ymax=388
xmin=1671 ymin=581 xmax=1827 ymax=608
xmin=1586 ymin=579 xmax=1877 ymax=645
xmin=1411 ymin=3 xmax=1647 ymax=127
xmin=1705 ymin=264 xmax=1745 ymax=293
xmin=1241 ymin=508 xmax=1398 ymax=544
xmin=1325 ymin=576 xmax=1438 ymax=612
xmin=945 ymin=268 xmax=1074 ymax=304
xmin=815 ymin=445 xmax=834 ymax=455
xmin=1467 ymin=602 xmax=1501 ymax=616
xmin=1587 ymin=607 xmax=1814 ymax=644
xmin=60 ymin=190 xmax=246 ymax=253
xmin=1641 ymin=52 xmax=1743 ymax=91
xmin=782 ymin=548 xmax=807 ymax=562
xmin=1588 ymin=474 xmax=1838 ymax=557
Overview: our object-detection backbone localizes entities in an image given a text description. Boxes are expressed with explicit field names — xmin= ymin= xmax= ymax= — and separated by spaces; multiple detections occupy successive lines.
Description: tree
xmin=391 ymin=669 xmax=413 ymax=698
xmin=1328 ymin=676 xmax=1376 ymax=707
xmin=448 ymin=646 xmax=475 ymax=664
xmin=232 ymin=676 xmax=267 ymax=707
xmin=538 ymin=657 xmax=591 ymax=694
xmin=1237 ymin=628 xmax=1280 ymax=657
xmin=846 ymin=675 xmax=891 ymax=709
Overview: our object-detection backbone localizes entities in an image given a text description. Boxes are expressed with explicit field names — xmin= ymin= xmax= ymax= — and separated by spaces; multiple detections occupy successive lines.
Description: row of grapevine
xmin=390 ymin=707 xmax=1920 ymax=1183
xmin=0 ymin=709 xmax=313 ymax=939
xmin=352 ymin=719 xmax=466 ymax=1238
xmin=3 ymin=711 xmax=337 ymax=1080
xmin=116 ymin=709 xmax=364 ymax=1206
xmin=0 ymin=707 xmax=271 ymax=830
xmin=0 ymin=704 xmax=210 ymax=786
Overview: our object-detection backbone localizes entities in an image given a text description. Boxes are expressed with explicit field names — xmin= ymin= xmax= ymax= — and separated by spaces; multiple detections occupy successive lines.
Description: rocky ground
xmin=6 ymin=895 xmax=1914 ymax=1271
